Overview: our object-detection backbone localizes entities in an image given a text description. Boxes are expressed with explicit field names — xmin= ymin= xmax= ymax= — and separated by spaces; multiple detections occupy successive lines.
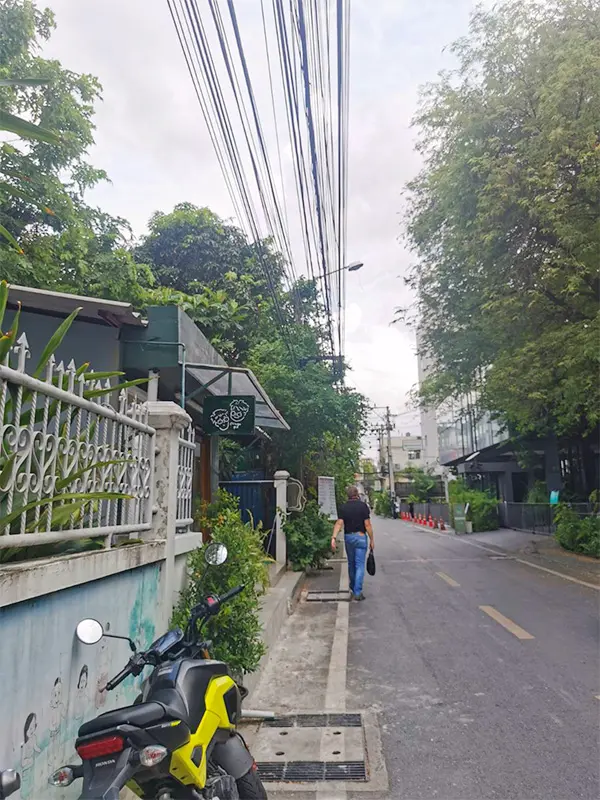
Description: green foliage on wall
xmin=171 ymin=491 xmax=269 ymax=676
xmin=284 ymin=500 xmax=332 ymax=571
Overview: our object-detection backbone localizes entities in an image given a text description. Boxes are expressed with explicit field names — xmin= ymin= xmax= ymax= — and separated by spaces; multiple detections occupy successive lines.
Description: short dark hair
xmin=346 ymin=485 xmax=360 ymax=499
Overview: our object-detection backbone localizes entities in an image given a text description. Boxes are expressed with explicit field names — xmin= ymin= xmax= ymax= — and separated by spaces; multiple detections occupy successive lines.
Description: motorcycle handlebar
xmin=105 ymin=664 xmax=133 ymax=692
xmin=220 ymin=584 xmax=245 ymax=604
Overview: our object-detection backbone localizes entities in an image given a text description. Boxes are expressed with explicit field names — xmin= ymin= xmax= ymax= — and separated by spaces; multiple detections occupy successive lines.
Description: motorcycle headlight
xmin=139 ymin=745 xmax=169 ymax=767
xmin=48 ymin=767 xmax=75 ymax=787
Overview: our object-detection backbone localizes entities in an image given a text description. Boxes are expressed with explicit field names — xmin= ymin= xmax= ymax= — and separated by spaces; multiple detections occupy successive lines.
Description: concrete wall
xmin=0 ymin=562 xmax=161 ymax=799
xmin=0 ymin=530 xmax=203 ymax=800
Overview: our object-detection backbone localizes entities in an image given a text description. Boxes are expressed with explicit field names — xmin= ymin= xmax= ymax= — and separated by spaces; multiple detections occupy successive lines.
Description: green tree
xmin=135 ymin=202 xmax=286 ymax=293
xmin=405 ymin=0 xmax=600 ymax=440
xmin=247 ymin=326 xmax=366 ymax=495
xmin=137 ymin=203 xmax=295 ymax=362
xmin=0 ymin=0 xmax=154 ymax=305
xmin=398 ymin=466 xmax=437 ymax=502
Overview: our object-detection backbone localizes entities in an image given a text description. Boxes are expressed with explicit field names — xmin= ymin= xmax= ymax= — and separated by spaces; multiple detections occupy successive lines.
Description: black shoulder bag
xmin=366 ymin=547 xmax=376 ymax=576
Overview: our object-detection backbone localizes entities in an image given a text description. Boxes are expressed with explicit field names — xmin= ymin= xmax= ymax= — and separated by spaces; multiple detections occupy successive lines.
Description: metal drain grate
xmin=263 ymin=713 xmax=362 ymax=728
xmin=306 ymin=590 xmax=350 ymax=602
xmin=257 ymin=760 xmax=367 ymax=782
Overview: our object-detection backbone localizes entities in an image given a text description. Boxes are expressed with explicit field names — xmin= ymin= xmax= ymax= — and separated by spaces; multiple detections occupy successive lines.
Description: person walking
xmin=331 ymin=486 xmax=375 ymax=601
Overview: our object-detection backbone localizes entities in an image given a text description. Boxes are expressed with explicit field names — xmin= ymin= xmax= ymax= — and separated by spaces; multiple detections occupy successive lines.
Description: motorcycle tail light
xmin=77 ymin=735 xmax=124 ymax=760
xmin=139 ymin=745 xmax=168 ymax=767
xmin=48 ymin=767 xmax=75 ymax=787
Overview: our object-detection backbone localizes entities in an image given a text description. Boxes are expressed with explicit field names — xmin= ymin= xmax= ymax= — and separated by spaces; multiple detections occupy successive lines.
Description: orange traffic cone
xmin=428 ymin=515 xmax=434 ymax=528
xmin=440 ymin=519 xmax=446 ymax=531
xmin=434 ymin=517 xmax=439 ymax=529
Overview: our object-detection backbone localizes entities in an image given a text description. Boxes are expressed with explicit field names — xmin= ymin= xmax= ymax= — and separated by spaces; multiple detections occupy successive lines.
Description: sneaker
xmin=354 ymin=593 xmax=366 ymax=601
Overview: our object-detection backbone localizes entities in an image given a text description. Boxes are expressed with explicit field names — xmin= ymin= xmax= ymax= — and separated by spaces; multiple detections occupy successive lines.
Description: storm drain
xmin=264 ymin=713 xmax=362 ymax=728
xmin=257 ymin=761 xmax=367 ymax=782
xmin=305 ymin=590 xmax=351 ymax=602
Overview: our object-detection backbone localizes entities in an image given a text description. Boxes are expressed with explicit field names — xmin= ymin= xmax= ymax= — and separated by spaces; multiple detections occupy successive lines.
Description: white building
xmin=416 ymin=331 xmax=443 ymax=474
xmin=379 ymin=433 xmax=424 ymax=473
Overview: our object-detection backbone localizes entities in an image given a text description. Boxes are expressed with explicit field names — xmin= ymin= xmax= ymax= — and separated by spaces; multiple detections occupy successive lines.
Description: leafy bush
xmin=171 ymin=491 xmax=268 ymax=676
xmin=554 ymin=505 xmax=600 ymax=558
xmin=373 ymin=491 xmax=392 ymax=518
xmin=449 ymin=479 xmax=499 ymax=532
xmin=284 ymin=500 xmax=332 ymax=571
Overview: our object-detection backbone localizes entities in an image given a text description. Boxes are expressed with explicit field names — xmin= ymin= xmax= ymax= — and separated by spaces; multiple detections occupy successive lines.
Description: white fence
xmin=0 ymin=335 xmax=156 ymax=549
xmin=176 ymin=424 xmax=195 ymax=531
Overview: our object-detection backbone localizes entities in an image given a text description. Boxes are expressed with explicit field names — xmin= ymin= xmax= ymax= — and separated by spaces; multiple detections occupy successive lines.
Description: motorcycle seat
xmin=78 ymin=701 xmax=169 ymax=737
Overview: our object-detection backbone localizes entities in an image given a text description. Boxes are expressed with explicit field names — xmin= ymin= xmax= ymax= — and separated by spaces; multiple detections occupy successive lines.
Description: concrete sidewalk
xmin=243 ymin=556 xmax=388 ymax=799
xmin=458 ymin=527 xmax=600 ymax=587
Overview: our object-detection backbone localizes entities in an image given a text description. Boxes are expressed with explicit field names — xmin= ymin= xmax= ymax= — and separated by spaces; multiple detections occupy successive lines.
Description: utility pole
xmin=385 ymin=406 xmax=395 ymax=499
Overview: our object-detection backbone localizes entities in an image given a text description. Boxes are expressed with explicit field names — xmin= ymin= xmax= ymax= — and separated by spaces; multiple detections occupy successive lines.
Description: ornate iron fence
xmin=499 ymin=502 xmax=595 ymax=536
xmin=0 ymin=335 xmax=155 ymax=549
xmin=176 ymin=423 xmax=195 ymax=531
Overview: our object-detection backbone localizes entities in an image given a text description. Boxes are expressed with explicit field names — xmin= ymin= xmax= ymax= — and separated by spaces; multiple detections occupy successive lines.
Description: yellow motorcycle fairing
xmin=167 ymin=674 xmax=237 ymax=788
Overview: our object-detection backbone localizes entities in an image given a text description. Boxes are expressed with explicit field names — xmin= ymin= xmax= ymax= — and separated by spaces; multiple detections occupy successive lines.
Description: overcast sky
xmin=35 ymin=0 xmax=486 ymax=452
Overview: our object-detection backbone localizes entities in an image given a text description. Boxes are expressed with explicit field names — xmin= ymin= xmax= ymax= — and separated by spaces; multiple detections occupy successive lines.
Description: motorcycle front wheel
xmin=236 ymin=768 xmax=267 ymax=799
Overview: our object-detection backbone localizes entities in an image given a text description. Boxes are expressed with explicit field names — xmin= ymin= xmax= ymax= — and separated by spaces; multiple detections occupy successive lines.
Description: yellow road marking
xmin=479 ymin=605 xmax=534 ymax=640
xmin=436 ymin=571 xmax=460 ymax=587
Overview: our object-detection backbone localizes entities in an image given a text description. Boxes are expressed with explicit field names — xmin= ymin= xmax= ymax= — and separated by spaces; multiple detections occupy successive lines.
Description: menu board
xmin=453 ymin=503 xmax=466 ymax=534
xmin=318 ymin=476 xmax=338 ymax=520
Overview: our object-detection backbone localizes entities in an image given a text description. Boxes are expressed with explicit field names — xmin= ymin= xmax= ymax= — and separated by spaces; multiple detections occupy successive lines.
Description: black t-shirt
xmin=338 ymin=499 xmax=371 ymax=534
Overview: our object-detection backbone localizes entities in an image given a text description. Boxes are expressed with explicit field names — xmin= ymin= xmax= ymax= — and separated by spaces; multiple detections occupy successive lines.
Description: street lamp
xmin=318 ymin=261 xmax=364 ymax=279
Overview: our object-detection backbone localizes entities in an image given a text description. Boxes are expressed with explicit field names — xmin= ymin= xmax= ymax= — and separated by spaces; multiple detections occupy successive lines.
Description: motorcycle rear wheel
xmin=236 ymin=768 xmax=267 ymax=799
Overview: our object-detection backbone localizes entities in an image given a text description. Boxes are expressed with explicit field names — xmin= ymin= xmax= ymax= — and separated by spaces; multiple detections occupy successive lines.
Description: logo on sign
xmin=210 ymin=399 xmax=251 ymax=432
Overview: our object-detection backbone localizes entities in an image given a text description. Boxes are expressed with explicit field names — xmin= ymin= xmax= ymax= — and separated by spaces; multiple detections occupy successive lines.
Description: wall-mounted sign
xmin=203 ymin=395 xmax=256 ymax=436
xmin=318 ymin=476 xmax=338 ymax=521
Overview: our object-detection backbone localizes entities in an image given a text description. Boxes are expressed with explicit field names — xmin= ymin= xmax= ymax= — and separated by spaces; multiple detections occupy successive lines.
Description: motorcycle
xmin=49 ymin=543 xmax=267 ymax=800
xmin=0 ymin=771 xmax=20 ymax=799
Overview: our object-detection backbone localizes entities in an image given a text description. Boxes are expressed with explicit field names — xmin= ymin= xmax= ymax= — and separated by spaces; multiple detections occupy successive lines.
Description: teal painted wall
xmin=0 ymin=564 xmax=161 ymax=799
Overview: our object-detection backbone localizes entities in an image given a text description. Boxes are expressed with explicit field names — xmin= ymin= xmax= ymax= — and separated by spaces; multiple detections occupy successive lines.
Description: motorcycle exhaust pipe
xmin=241 ymin=709 xmax=275 ymax=720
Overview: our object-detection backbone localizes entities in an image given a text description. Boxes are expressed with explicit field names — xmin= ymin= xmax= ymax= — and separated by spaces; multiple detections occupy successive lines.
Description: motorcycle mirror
xmin=0 ymin=769 xmax=21 ymax=799
xmin=76 ymin=618 xmax=104 ymax=645
xmin=204 ymin=542 xmax=228 ymax=566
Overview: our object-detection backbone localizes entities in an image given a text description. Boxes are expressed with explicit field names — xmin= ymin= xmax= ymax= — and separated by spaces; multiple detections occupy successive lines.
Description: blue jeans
xmin=344 ymin=533 xmax=368 ymax=596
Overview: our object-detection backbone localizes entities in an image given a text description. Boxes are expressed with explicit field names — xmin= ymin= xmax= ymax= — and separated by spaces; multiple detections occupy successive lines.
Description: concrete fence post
xmin=273 ymin=470 xmax=290 ymax=572
xmin=147 ymin=401 xmax=192 ymax=628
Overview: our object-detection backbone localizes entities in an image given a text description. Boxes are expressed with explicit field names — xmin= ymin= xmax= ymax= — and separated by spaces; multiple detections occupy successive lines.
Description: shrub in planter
xmin=554 ymin=505 xmax=600 ymax=558
xmin=449 ymin=479 xmax=499 ymax=532
xmin=171 ymin=491 xmax=268 ymax=676
xmin=285 ymin=500 xmax=332 ymax=571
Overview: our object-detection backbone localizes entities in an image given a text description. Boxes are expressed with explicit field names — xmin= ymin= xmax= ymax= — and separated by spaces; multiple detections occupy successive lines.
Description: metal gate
xmin=219 ymin=471 xmax=277 ymax=558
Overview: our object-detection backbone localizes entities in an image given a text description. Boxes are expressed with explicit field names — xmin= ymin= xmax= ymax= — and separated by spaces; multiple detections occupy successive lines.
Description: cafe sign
xmin=203 ymin=395 xmax=256 ymax=436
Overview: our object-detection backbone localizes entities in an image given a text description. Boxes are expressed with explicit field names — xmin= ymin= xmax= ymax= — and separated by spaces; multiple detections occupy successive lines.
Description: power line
xmin=166 ymin=0 xmax=352 ymax=363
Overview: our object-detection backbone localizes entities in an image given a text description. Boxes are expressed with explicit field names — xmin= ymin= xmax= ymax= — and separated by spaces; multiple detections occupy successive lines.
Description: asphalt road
xmin=347 ymin=519 xmax=600 ymax=800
